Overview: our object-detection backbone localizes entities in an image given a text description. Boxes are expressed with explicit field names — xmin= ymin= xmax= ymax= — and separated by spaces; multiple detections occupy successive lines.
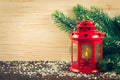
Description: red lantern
xmin=69 ymin=20 xmax=104 ymax=73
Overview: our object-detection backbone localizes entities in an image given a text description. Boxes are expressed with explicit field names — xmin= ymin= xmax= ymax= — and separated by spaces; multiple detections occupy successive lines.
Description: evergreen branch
xmin=98 ymin=53 xmax=120 ymax=73
xmin=73 ymin=5 xmax=120 ymax=38
xmin=73 ymin=5 xmax=120 ymax=57
xmin=103 ymin=37 xmax=120 ymax=56
xmin=73 ymin=5 xmax=90 ymax=21
xmin=52 ymin=10 xmax=77 ymax=33
xmin=112 ymin=16 xmax=120 ymax=37
xmin=89 ymin=7 xmax=113 ymax=37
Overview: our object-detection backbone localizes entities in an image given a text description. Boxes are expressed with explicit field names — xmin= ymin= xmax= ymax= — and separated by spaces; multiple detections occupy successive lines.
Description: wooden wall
xmin=0 ymin=0 xmax=120 ymax=61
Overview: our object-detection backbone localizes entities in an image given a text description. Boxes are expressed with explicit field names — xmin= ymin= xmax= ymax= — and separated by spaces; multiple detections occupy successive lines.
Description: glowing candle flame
xmin=85 ymin=47 xmax=89 ymax=59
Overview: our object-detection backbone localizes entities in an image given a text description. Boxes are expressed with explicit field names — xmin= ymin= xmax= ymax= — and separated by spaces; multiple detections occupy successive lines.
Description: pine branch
xmin=98 ymin=53 xmax=120 ymax=73
xmin=73 ymin=5 xmax=117 ymax=37
xmin=112 ymin=16 xmax=120 ymax=37
xmin=73 ymin=5 xmax=90 ymax=21
xmin=89 ymin=7 xmax=114 ymax=37
xmin=52 ymin=10 xmax=77 ymax=33
xmin=73 ymin=5 xmax=120 ymax=56
xmin=103 ymin=37 xmax=120 ymax=56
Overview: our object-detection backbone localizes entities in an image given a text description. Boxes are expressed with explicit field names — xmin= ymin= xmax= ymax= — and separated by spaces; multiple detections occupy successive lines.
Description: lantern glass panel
xmin=96 ymin=44 xmax=100 ymax=61
xmin=82 ymin=44 xmax=92 ymax=59
xmin=73 ymin=43 xmax=77 ymax=63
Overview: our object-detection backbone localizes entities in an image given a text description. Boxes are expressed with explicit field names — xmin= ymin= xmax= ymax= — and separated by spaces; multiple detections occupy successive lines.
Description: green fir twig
xmin=52 ymin=10 xmax=77 ymax=33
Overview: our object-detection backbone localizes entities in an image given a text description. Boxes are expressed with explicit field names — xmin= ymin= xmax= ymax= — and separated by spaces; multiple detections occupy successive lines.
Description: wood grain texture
xmin=0 ymin=0 xmax=120 ymax=61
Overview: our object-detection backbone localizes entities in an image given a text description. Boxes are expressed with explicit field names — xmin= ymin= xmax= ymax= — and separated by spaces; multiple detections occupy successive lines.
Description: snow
xmin=0 ymin=61 xmax=120 ymax=79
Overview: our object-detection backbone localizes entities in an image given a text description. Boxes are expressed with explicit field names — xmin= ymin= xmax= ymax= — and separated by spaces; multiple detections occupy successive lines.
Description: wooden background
xmin=0 ymin=0 xmax=120 ymax=61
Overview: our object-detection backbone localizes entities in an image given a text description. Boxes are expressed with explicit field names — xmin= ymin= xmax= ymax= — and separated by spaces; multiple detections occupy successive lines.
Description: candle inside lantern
xmin=85 ymin=47 xmax=89 ymax=59
xmin=84 ymin=47 xmax=89 ymax=66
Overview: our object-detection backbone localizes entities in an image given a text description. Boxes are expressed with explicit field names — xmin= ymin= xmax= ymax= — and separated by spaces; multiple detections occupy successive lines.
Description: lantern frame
xmin=69 ymin=20 xmax=104 ymax=73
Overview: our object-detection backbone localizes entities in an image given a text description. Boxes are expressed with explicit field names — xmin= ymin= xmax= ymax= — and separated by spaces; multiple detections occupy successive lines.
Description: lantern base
xmin=69 ymin=64 xmax=100 ymax=74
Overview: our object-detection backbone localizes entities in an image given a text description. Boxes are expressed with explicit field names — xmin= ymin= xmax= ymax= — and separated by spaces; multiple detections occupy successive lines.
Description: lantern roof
xmin=70 ymin=20 xmax=104 ymax=41
xmin=77 ymin=20 xmax=96 ymax=28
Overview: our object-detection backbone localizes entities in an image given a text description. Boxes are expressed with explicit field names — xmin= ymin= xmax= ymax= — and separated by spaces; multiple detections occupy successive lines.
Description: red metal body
xmin=69 ymin=20 xmax=104 ymax=73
